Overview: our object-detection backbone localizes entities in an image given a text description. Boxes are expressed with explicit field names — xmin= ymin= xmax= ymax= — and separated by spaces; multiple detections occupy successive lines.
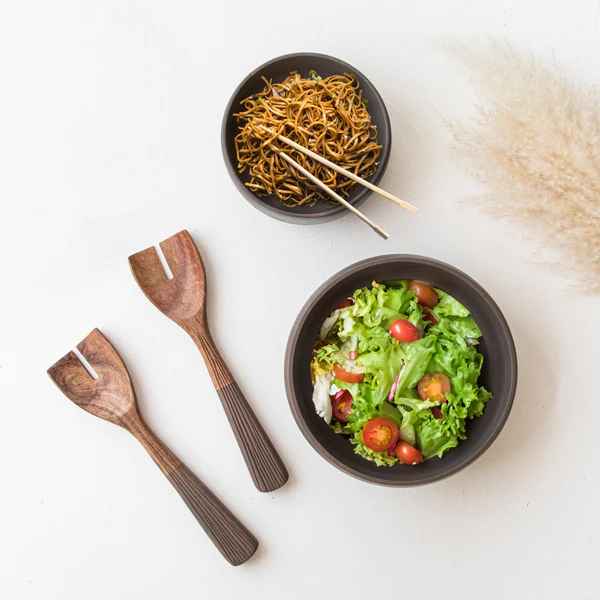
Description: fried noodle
xmin=234 ymin=72 xmax=381 ymax=206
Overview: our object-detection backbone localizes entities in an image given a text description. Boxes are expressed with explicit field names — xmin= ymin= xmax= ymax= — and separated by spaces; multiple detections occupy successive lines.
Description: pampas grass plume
xmin=450 ymin=41 xmax=600 ymax=292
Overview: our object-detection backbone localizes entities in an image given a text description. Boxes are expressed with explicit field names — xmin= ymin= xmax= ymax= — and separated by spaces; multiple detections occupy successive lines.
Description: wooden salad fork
xmin=47 ymin=328 xmax=258 ymax=566
xmin=129 ymin=230 xmax=288 ymax=493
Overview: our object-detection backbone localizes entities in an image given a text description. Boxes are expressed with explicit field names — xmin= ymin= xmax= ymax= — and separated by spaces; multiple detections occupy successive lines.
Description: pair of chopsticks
xmin=261 ymin=127 xmax=417 ymax=239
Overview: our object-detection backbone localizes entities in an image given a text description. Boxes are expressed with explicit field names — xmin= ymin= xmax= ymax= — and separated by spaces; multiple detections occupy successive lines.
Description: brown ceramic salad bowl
xmin=284 ymin=255 xmax=517 ymax=486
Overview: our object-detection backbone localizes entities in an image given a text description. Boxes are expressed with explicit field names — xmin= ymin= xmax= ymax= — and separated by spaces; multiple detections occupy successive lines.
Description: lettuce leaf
xmin=415 ymin=415 xmax=460 ymax=458
xmin=394 ymin=336 xmax=435 ymax=395
xmin=432 ymin=289 xmax=470 ymax=318
xmin=432 ymin=316 xmax=481 ymax=343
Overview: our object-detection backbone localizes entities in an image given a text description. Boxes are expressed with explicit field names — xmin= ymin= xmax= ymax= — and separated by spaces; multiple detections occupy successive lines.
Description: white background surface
xmin=2 ymin=2 xmax=600 ymax=599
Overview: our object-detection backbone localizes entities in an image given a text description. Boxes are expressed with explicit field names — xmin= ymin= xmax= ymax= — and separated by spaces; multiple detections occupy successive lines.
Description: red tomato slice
xmin=389 ymin=319 xmax=421 ymax=343
xmin=333 ymin=364 xmax=364 ymax=383
xmin=395 ymin=441 xmax=424 ymax=465
xmin=417 ymin=373 xmax=451 ymax=402
xmin=362 ymin=417 xmax=400 ymax=452
xmin=331 ymin=389 xmax=353 ymax=422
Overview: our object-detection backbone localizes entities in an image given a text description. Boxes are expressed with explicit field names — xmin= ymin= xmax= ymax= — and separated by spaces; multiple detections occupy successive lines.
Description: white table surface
xmin=3 ymin=2 xmax=600 ymax=598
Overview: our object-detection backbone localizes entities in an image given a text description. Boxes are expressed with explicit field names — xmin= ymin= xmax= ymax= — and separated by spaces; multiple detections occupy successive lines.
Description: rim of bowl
xmin=221 ymin=52 xmax=392 ymax=220
xmin=284 ymin=254 xmax=518 ymax=486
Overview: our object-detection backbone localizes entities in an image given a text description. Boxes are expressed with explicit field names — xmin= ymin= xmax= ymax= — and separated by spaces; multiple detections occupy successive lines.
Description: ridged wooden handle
xmin=192 ymin=330 xmax=289 ymax=492
xmin=129 ymin=417 xmax=258 ymax=565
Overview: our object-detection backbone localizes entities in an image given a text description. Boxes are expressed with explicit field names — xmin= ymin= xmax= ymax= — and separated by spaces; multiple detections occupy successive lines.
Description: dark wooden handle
xmin=192 ymin=330 xmax=289 ymax=492
xmin=128 ymin=417 xmax=258 ymax=566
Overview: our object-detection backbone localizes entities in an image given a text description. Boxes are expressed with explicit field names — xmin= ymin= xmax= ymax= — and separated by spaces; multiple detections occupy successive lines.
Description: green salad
xmin=310 ymin=280 xmax=491 ymax=466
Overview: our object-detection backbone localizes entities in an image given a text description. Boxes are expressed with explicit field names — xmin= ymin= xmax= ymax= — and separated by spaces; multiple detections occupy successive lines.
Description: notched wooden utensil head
xmin=47 ymin=328 xmax=137 ymax=427
xmin=129 ymin=230 xmax=207 ymax=327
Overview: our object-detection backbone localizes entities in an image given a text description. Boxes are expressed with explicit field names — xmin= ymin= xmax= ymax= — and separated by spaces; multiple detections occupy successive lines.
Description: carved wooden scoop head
xmin=47 ymin=328 xmax=137 ymax=428
xmin=128 ymin=230 xmax=206 ymax=329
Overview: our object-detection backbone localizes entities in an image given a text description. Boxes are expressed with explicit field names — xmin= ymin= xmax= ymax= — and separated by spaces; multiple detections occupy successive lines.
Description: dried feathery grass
xmin=448 ymin=41 xmax=600 ymax=293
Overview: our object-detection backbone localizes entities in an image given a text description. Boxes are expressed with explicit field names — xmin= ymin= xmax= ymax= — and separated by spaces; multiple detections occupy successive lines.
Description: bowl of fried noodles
xmin=222 ymin=53 xmax=392 ymax=224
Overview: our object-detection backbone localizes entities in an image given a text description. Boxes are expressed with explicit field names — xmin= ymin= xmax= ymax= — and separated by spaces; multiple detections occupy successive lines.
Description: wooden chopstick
xmin=262 ymin=127 xmax=416 ymax=212
xmin=270 ymin=144 xmax=389 ymax=240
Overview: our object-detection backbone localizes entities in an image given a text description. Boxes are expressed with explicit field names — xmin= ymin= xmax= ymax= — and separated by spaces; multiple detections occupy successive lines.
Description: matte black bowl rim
xmin=284 ymin=254 xmax=518 ymax=486
xmin=221 ymin=52 xmax=392 ymax=220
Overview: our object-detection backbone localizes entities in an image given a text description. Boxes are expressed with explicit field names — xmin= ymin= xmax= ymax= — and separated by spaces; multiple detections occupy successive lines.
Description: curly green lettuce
xmin=312 ymin=281 xmax=492 ymax=465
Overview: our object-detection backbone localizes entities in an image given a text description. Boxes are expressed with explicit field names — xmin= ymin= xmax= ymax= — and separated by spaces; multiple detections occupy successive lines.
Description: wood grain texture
xmin=128 ymin=417 xmax=258 ymax=565
xmin=48 ymin=328 xmax=258 ymax=565
xmin=193 ymin=330 xmax=289 ymax=492
xmin=129 ymin=230 xmax=289 ymax=492
xmin=47 ymin=328 xmax=137 ymax=427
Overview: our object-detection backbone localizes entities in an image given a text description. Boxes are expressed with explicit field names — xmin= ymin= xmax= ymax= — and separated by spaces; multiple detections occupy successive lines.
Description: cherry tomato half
xmin=362 ymin=417 xmax=400 ymax=452
xmin=417 ymin=373 xmax=451 ymax=402
xmin=337 ymin=298 xmax=354 ymax=309
xmin=333 ymin=364 xmax=364 ymax=384
xmin=331 ymin=389 xmax=352 ymax=422
xmin=389 ymin=319 xmax=421 ymax=343
xmin=408 ymin=280 xmax=439 ymax=308
xmin=395 ymin=441 xmax=424 ymax=465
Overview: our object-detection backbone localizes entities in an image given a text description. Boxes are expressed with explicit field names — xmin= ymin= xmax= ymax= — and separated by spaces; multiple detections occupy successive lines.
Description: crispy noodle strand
xmin=234 ymin=72 xmax=381 ymax=207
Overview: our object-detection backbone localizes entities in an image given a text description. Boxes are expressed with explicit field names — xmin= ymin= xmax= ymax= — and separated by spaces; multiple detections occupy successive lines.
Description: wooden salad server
xmin=129 ymin=230 xmax=288 ymax=493
xmin=47 ymin=328 xmax=258 ymax=566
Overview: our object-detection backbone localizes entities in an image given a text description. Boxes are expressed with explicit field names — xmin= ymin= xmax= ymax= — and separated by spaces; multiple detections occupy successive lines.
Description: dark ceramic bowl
xmin=221 ymin=52 xmax=391 ymax=224
xmin=285 ymin=255 xmax=517 ymax=486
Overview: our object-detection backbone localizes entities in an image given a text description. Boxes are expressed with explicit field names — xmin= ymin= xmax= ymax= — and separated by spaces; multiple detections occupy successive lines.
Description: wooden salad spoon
xmin=129 ymin=230 xmax=288 ymax=493
xmin=47 ymin=328 xmax=258 ymax=566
